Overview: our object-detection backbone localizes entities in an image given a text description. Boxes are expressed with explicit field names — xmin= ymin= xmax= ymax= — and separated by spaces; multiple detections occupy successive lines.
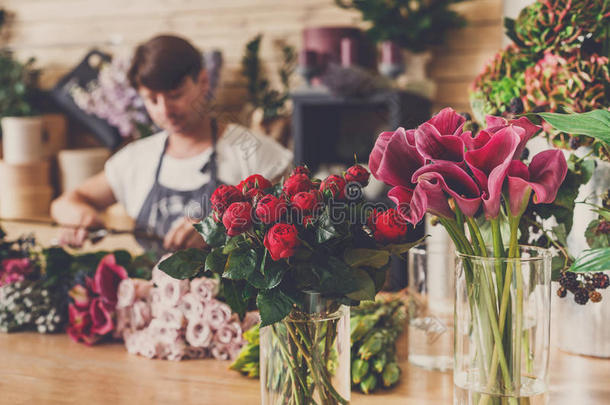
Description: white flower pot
xmin=1 ymin=116 xmax=45 ymax=164
xmin=57 ymin=148 xmax=110 ymax=192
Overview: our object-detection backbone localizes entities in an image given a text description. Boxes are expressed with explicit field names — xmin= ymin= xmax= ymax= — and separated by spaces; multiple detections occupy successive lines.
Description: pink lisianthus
xmin=190 ymin=277 xmax=219 ymax=302
xmin=67 ymin=304 xmax=99 ymax=345
xmin=160 ymin=277 xmax=189 ymax=307
xmin=93 ymin=254 xmax=128 ymax=306
xmin=89 ymin=297 xmax=114 ymax=336
xmin=214 ymin=321 xmax=244 ymax=345
xmin=180 ymin=292 xmax=206 ymax=321
xmin=0 ymin=258 xmax=33 ymax=286
xmin=205 ymin=301 xmax=233 ymax=330
xmin=185 ymin=319 xmax=214 ymax=348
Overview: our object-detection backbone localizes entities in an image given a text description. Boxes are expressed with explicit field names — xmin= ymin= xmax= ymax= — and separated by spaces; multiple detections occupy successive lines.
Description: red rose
xmin=238 ymin=174 xmax=272 ymax=199
xmin=93 ymin=254 xmax=128 ymax=306
xmin=255 ymin=195 xmax=288 ymax=224
xmin=367 ymin=208 xmax=409 ymax=243
xmin=291 ymin=165 xmax=311 ymax=177
xmin=283 ymin=174 xmax=313 ymax=198
xmin=320 ymin=174 xmax=347 ymax=200
xmin=345 ymin=164 xmax=370 ymax=186
xmin=222 ymin=202 xmax=253 ymax=236
xmin=291 ymin=191 xmax=320 ymax=214
xmin=264 ymin=223 xmax=300 ymax=261
xmin=89 ymin=297 xmax=114 ymax=336
xmin=211 ymin=185 xmax=243 ymax=215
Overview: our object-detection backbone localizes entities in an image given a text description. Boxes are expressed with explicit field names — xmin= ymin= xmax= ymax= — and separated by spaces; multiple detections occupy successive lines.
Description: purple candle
xmin=381 ymin=41 xmax=402 ymax=65
xmin=340 ymin=37 xmax=358 ymax=67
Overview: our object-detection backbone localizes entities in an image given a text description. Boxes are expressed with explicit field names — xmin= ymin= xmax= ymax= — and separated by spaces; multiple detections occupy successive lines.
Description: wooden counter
xmin=1 ymin=221 xmax=609 ymax=404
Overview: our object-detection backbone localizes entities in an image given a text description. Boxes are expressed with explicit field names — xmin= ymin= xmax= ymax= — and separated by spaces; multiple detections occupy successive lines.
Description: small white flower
xmin=37 ymin=325 xmax=47 ymax=333
xmin=41 ymin=290 xmax=48 ymax=297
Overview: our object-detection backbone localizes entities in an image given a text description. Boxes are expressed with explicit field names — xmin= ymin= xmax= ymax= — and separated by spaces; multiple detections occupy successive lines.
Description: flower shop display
xmin=368 ymin=106 xmax=571 ymax=404
xmin=114 ymin=266 xmax=257 ymax=361
xmin=158 ymin=165 xmax=422 ymax=404
xmin=230 ymin=296 xmax=413 ymax=395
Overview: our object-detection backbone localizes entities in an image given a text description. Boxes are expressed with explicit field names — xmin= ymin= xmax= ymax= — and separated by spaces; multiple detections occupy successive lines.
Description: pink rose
xmin=149 ymin=289 xmax=164 ymax=317
xmin=161 ymin=278 xmax=189 ymax=307
xmin=185 ymin=319 xmax=213 ymax=348
xmin=214 ymin=321 xmax=244 ymax=345
xmin=93 ymin=254 xmax=128 ymax=306
xmin=190 ymin=277 xmax=219 ymax=302
xmin=164 ymin=339 xmax=187 ymax=361
xmin=185 ymin=346 xmax=208 ymax=359
xmin=205 ymin=301 xmax=233 ymax=330
xmin=180 ymin=293 xmax=206 ymax=321
xmin=158 ymin=307 xmax=185 ymax=329
xmin=134 ymin=279 xmax=153 ymax=300
xmin=117 ymin=279 xmax=136 ymax=309
xmin=113 ymin=308 xmax=131 ymax=338
xmin=241 ymin=311 xmax=261 ymax=332
xmin=147 ymin=319 xmax=180 ymax=345
xmin=130 ymin=300 xmax=152 ymax=330
xmin=211 ymin=342 xmax=243 ymax=361
xmin=89 ymin=297 xmax=114 ymax=336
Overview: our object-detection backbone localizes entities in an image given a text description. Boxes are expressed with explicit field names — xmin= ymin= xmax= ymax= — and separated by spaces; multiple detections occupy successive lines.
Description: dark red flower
xmin=345 ymin=164 xmax=371 ymax=186
xmin=320 ymin=174 xmax=347 ymax=200
xmin=413 ymin=107 xmax=468 ymax=163
xmin=255 ymin=195 xmax=288 ymax=224
xmin=238 ymin=174 xmax=272 ymax=198
xmin=211 ymin=185 xmax=243 ymax=215
xmin=291 ymin=191 xmax=320 ymax=214
xmin=485 ymin=116 xmax=540 ymax=159
xmin=222 ymin=202 xmax=253 ymax=237
xmin=367 ymin=208 xmax=409 ymax=243
xmin=264 ymin=223 xmax=300 ymax=261
xmin=369 ymin=127 xmax=424 ymax=188
xmin=283 ymin=174 xmax=313 ymax=198
xmin=291 ymin=166 xmax=311 ymax=177
xmin=89 ymin=297 xmax=114 ymax=336
xmin=93 ymin=254 xmax=128 ymax=306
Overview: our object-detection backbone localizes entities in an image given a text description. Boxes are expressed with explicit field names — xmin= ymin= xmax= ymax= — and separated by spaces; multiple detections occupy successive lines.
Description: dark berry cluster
xmin=557 ymin=271 xmax=609 ymax=305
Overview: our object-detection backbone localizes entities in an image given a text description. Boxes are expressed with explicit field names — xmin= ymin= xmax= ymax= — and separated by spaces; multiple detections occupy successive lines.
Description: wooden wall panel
xmin=3 ymin=0 xmax=502 ymax=115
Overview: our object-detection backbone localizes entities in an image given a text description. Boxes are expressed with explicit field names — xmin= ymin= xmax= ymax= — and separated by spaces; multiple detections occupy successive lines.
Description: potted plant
xmin=0 ymin=50 xmax=43 ymax=164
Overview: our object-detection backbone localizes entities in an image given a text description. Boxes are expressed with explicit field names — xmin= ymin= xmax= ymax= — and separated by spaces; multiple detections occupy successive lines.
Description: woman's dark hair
xmin=128 ymin=35 xmax=204 ymax=91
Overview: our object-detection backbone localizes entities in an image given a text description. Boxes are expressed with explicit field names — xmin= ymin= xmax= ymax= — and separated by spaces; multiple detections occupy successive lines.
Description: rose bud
xmin=320 ymin=174 xmax=347 ymax=200
xmin=222 ymin=202 xmax=253 ymax=237
xmin=291 ymin=165 xmax=311 ymax=177
xmin=264 ymin=223 xmax=300 ymax=261
xmin=211 ymin=185 xmax=243 ymax=215
xmin=283 ymin=173 xmax=313 ymax=198
xmin=345 ymin=164 xmax=370 ymax=186
xmin=367 ymin=208 xmax=409 ymax=243
xmin=238 ymin=174 xmax=272 ymax=197
xmin=255 ymin=194 xmax=288 ymax=224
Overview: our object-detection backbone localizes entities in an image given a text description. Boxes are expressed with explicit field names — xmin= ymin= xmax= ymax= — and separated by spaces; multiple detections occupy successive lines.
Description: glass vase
xmin=260 ymin=293 xmax=350 ymax=405
xmin=454 ymin=247 xmax=551 ymax=405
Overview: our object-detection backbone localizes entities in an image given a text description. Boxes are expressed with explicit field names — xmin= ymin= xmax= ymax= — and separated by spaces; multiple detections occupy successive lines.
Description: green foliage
xmin=536 ymin=110 xmax=610 ymax=148
xmin=334 ymin=0 xmax=466 ymax=53
xmin=570 ymin=247 xmax=610 ymax=273
xmin=157 ymin=248 xmax=207 ymax=279
xmin=194 ymin=216 xmax=226 ymax=247
xmin=0 ymin=50 xmax=39 ymax=118
xmin=241 ymin=34 xmax=296 ymax=120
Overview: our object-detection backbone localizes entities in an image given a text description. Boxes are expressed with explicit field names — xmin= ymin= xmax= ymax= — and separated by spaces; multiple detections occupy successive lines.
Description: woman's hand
xmin=163 ymin=217 xmax=207 ymax=251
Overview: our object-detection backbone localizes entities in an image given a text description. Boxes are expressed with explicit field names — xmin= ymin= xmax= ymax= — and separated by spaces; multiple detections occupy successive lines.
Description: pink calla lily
xmin=414 ymin=122 xmax=466 ymax=163
xmin=460 ymin=129 xmax=491 ymax=151
xmin=428 ymin=107 xmax=466 ymax=136
xmin=89 ymin=297 xmax=115 ymax=336
xmin=506 ymin=150 xmax=568 ymax=216
xmin=485 ymin=116 xmax=541 ymax=159
xmin=369 ymin=127 xmax=425 ymax=187
xmin=387 ymin=186 xmax=427 ymax=225
xmin=412 ymin=162 xmax=482 ymax=217
xmin=466 ymin=126 xmax=521 ymax=218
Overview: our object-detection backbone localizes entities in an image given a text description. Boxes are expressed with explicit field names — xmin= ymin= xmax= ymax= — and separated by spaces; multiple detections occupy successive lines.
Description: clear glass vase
xmin=454 ymin=247 xmax=551 ymax=405
xmin=260 ymin=293 xmax=350 ymax=405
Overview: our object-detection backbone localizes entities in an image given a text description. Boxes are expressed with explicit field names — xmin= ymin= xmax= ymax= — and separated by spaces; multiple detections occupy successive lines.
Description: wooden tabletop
xmin=1 ymin=221 xmax=609 ymax=404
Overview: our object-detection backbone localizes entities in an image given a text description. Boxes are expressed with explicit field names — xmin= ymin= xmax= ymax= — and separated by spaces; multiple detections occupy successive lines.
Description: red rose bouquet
xmin=159 ymin=169 xmax=420 ymax=403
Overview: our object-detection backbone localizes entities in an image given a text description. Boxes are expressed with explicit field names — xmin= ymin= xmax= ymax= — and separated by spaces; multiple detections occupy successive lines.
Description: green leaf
xmin=384 ymin=237 xmax=427 ymax=256
xmin=158 ymin=248 xmax=207 ymax=279
xmin=585 ymin=220 xmax=610 ymax=249
xmin=195 ymin=216 xmax=226 ymax=247
xmin=223 ymin=249 xmax=258 ymax=280
xmin=43 ymin=247 xmax=74 ymax=283
xmin=247 ymin=260 xmax=287 ymax=290
xmin=551 ymin=224 xmax=568 ymax=247
xmin=536 ymin=110 xmax=610 ymax=146
xmin=570 ymin=248 xmax=610 ymax=273
xmin=113 ymin=250 xmax=132 ymax=268
xmin=205 ymin=248 xmax=228 ymax=274
xmin=223 ymin=234 xmax=250 ymax=254
xmin=257 ymin=287 xmax=294 ymax=327
xmin=222 ymin=279 xmax=248 ymax=318
xmin=344 ymin=248 xmax=390 ymax=269
xmin=345 ymin=269 xmax=376 ymax=301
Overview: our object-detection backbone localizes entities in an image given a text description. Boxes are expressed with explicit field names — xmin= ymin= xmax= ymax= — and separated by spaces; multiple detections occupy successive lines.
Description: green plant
xmin=241 ymin=34 xmax=296 ymax=121
xmin=0 ymin=50 xmax=39 ymax=118
xmin=334 ymin=0 xmax=466 ymax=53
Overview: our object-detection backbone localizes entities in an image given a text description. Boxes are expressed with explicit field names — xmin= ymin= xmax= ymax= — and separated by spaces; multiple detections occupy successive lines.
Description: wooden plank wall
xmin=2 ymin=0 xmax=502 ymax=117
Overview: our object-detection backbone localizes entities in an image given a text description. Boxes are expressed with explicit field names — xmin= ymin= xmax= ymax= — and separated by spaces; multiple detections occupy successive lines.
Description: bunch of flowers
xmin=0 ymin=257 xmax=34 ymax=286
xmin=70 ymin=54 xmax=154 ymax=139
xmin=66 ymin=254 xmax=128 ymax=345
xmin=115 ymin=263 xmax=256 ymax=361
xmin=470 ymin=0 xmax=610 ymax=158
xmin=0 ymin=280 xmax=66 ymax=333
xmin=159 ymin=163 xmax=420 ymax=403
